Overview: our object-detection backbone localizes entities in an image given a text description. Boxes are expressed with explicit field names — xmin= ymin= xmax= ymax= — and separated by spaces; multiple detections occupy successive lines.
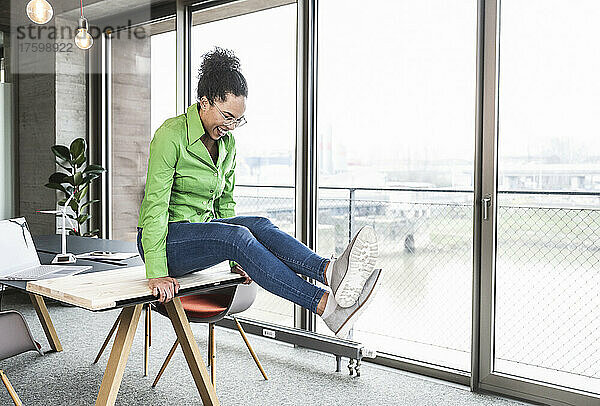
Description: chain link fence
xmin=235 ymin=186 xmax=600 ymax=382
xmin=495 ymin=201 xmax=600 ymax=385
xmin=234 ymin=187 xmax=296 ymax=327
xmin=315 ymin=188 xmax=474 ymax=371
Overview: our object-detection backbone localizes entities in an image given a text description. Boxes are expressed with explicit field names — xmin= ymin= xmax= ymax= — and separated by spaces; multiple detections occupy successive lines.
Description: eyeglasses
xmin=213 ymin=102 xmax=247 ymax=129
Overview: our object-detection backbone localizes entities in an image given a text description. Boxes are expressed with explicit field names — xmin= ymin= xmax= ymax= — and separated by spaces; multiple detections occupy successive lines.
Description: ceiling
xmin=59 ymin=0 xmax=171 ymax=21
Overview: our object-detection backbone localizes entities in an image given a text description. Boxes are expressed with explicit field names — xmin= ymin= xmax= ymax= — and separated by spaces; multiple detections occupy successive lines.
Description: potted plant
xmin=44 ymin=137 xmax=106 ymax=237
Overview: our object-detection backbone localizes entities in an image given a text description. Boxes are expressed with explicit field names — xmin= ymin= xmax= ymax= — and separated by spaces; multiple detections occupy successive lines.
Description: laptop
xmin=0 ymin=217 xmax=92 ymax=281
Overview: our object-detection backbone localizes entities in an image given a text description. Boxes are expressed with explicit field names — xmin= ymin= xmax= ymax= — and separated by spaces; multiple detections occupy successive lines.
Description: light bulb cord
xmin=80 ymin=0 xmax=83 ymax=17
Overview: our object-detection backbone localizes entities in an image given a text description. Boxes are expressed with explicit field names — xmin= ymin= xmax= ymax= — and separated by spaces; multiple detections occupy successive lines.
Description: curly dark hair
xmin=196 ymin=47 xmax=248 ymax=103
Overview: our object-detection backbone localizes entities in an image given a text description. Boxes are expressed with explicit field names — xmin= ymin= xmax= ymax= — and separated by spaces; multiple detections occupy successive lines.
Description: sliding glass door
xmin=479 ymin=1 xmax=600 ymax=404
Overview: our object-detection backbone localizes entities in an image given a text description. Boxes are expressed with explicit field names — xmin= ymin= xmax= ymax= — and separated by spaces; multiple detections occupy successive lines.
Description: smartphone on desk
xmin=90 ymin=251 xmax=115 ymax=256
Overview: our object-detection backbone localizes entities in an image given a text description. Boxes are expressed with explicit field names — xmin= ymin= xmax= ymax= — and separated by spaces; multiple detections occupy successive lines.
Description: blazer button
xmin=213 ymin=172 xmax=218 ymax=177
xmin=210 ymin=189 xmax=214 ymax=193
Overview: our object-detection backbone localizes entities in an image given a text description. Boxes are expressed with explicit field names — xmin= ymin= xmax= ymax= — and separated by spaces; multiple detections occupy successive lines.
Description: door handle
xmin=482 ymin=195 xmax=492 ymax=220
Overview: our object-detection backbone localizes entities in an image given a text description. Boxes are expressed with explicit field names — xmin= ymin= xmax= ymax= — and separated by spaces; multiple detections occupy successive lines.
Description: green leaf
xmin=69 ymin=198 xmax=79 ymax=212
xmin=83 ymin=164 xmax=105 ymax=174
xmin=75 ymin=184 xmax=88 ymax=201
xmin=73 ymin=172 xmax=84 ymax=186
xmin=77 ymin=214 xmax=90 ymax=224
xmin=70 ymin=138 xmax=85 ymax=161
xmin=81 ymin=199 xmax=100 ymax=210
xmin=49 ymin=172 xmax=69 ymax=184
xmin=65 ymin=186 xmax=74 ymax=195
xmin=58 ymin=198 xmax=67 ymax=206
xmin=51 ymin=145 xmax=71 ymax=161
xmin=74 ymin=152 xmax=86 ymax=167
xmin=83 ymin=173 xmax=99 ymax=184
xmin=45 ymin=182 xmax=67 ymax=193
xmin=66 ymin=213 xmax=76 ymax=220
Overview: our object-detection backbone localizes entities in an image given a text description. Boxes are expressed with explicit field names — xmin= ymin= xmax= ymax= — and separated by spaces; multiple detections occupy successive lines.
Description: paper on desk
xmin=76 ymin=251 xmax=139 ymax=260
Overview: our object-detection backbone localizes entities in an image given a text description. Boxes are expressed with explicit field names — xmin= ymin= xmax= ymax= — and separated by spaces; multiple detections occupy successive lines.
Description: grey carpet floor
xmin=0 ymin=289 xmax=533 ymax=406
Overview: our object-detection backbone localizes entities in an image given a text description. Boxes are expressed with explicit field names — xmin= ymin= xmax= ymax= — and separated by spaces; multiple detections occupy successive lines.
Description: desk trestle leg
xmin=165 ymin=297 xmax=220 ymax=406
xmin=96 ymin=304 xmax=143 ymax=406
xmin=29 ymin=294 xmax=63 ymax=353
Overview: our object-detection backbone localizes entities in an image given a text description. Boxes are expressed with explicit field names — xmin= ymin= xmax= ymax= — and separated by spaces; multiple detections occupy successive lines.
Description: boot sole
xmin=334 ymin=226 xmax=378 ymax=308
xmin=336 ymin=269 xmax=382 ymax=339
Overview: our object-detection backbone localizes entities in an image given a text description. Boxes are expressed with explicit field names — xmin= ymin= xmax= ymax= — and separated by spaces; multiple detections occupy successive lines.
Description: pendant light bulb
xmin=75 ymin=17 xmax=93 ymax=50
xmin=26 ymin=0 xmax=54 ymax=25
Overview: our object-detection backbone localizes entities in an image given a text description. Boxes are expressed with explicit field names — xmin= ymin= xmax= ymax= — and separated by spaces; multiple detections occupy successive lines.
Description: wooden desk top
xmin=26 ymin=262 xmax=242 ymax=311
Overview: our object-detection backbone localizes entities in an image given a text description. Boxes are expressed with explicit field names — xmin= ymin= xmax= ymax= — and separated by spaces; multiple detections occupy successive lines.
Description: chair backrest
xmin=0 ymin=311 xmax=43 ymax=361
xmin=226 ymin=282 xmax=257 ymax=316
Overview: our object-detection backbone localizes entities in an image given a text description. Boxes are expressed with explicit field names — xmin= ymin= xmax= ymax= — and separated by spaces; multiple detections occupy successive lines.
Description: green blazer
xmin=137 ymin=103 xmax=236 ymax=278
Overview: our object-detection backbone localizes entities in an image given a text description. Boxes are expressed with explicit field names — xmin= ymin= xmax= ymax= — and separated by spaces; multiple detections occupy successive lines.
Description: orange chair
xmin=151 ymin=282 xmax=267 ymax=388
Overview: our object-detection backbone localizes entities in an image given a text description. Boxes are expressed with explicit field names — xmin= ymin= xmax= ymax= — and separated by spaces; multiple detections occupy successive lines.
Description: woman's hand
xmin=231 ymin=264 xmax=252 ymax=284
xmin=148 ymin=276 xmax=180 ymax=303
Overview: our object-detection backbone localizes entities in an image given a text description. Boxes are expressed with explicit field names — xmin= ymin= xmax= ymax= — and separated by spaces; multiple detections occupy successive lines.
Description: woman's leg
xmin=137 ymin=223 xmax=326 ymax=314
xmin=211 ymin=216 xmax=329 ymax=284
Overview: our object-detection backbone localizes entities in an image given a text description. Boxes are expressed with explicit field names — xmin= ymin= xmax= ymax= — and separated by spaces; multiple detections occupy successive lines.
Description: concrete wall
xmin=17 ymin=72 xmax=57 ymax=234
xmin=55 ymin=16 xmax=87 ymax=235
xmin=15 ymin=12 xmax=87 ymax=235
xmin=55 ymin=17 xmax=87 ymax=146
xmin=111 ymin=32 xmax=151 ymax=242
xmin=0 ymin=83 xmax=13 ymax=220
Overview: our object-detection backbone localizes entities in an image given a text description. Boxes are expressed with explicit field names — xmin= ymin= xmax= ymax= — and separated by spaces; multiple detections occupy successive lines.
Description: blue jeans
xmin=137 ymin=216 xmax=328 ymax=314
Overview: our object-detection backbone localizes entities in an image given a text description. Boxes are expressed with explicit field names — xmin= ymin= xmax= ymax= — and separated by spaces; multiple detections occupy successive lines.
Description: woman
xmin=137 ymin=48 xmax=381 ymax=338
